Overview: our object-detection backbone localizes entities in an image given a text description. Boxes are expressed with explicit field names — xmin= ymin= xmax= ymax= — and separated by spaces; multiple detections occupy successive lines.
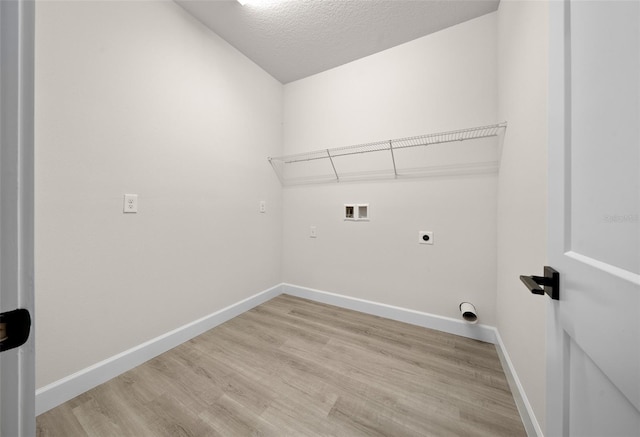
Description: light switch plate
xmin=309 ymin=226 xmax=317 ymax=238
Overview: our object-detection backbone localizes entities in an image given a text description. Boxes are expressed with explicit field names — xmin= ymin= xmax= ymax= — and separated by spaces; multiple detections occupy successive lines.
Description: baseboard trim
xmin=282 ymin=283 xmax=497 ymax=344
xmin=494 ymin=329 xmax=544 ymax=437
xmin=284 ymin=283 xmax=541 ymax=435
xmin=35 ymin=284 xmax=283 ymax=415
xmin=37 ymin=281 xmax=541 ymax=437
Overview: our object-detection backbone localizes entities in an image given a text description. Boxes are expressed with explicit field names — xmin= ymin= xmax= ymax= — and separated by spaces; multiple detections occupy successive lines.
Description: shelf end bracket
xmin=327 ymin=149 xmax=339 ymax=182
xmin=389 ymin=140 xmax=398 ymax=178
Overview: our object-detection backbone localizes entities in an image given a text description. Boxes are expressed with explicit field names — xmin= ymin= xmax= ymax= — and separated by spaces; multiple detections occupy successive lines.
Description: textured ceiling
xmin=176 ymin=0 xmax=499 ymax=84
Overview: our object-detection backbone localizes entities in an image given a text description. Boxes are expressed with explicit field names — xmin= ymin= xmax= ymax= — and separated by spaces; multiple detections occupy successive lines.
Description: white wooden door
xmin=548 ymin=0 xmax=640 ymax=435
xmin=0 ymin=0 xmax=36 ymax=436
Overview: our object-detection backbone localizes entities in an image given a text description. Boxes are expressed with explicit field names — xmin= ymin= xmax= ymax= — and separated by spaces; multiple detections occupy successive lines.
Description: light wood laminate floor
xmin=37 ymin=294 xmax=526 ymax=436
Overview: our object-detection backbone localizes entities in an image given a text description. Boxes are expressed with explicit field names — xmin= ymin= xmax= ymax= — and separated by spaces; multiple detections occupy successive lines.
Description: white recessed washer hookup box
xmin=344 ymin=204 xmax=369 ymax=221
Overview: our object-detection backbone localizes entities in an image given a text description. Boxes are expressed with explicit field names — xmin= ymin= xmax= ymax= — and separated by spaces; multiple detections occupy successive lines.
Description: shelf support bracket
xmin=389 ymin=140 xmax=398 ymax=178
xmin=327 ymin=149 xmax=339 ymax=182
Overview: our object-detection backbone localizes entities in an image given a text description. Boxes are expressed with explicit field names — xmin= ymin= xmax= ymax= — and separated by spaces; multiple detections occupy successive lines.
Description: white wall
xmin=34 ymin=0 xmax=283 ymax=388
xmin=282 ymin=13 xmax=499 ymax=324
xmin=497 ymin=0 xmax=548 ymax=431
xmin=35 ymin=4 xmax=550 ymax=431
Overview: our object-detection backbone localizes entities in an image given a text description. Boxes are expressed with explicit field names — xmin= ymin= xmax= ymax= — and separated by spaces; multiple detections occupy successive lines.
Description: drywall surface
xmin=35 ymin=0 xmax=282 ymax=388
xmin=282 ymin=13 xmax=499 ymax=324
xmin=497 ymin=0 xmax=548 ymax=430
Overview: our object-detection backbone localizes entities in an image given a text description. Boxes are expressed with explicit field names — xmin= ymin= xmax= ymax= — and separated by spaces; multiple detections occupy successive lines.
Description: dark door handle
xmin=0 ymin=308 xmax=31 ymax=352
xmin=520 ymin=266 xmax=560 ymax=300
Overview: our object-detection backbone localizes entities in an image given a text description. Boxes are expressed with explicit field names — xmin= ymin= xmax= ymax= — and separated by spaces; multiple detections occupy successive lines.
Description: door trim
xmin=547 ymin=0 xmax=570 ymax=434
xmin=0 ymin=0 xmax=36 ymax=435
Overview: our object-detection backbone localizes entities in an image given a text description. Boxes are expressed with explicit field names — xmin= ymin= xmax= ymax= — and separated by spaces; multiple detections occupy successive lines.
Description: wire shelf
xmin=268 ymin=122 xmax=507 ymax=185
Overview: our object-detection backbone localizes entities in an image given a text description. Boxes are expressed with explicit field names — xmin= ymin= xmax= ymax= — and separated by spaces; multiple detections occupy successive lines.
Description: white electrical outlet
xmin=259 ymin=201 xmax=266 ymax=213
xmin=309 ymin=226 xmax=317 ymax=238
xmin=123 ymin=194 xmax=138 ymax=213
xmin=418 ymin=231 xmax=433 ymax=245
